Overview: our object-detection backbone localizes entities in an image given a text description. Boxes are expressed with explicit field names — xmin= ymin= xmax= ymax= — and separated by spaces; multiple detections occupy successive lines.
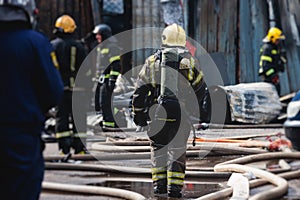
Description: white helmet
xmin=161 ymin=23 xmax=186 ymax=47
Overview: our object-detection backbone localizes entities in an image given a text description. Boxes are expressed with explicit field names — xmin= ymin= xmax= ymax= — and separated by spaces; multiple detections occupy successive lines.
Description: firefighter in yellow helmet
xmin=53 ymin=14 xmax=77 ymax=34
xmin=51 ymin=15 xmax=88 ymax=155
xmin=132 ymin=23 xmax=207 ymax=198
xmin=258 ymin=27 xmax=287 ymax=95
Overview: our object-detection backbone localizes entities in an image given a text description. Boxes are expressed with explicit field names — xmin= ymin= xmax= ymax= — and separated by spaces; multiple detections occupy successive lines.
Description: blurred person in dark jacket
xmin=0 ymin=0 xmax=64 ymax=199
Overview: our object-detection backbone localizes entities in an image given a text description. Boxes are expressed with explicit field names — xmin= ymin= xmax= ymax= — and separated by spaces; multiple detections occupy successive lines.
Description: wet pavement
xmin=41 ymin=127 xmax=300 ymax=200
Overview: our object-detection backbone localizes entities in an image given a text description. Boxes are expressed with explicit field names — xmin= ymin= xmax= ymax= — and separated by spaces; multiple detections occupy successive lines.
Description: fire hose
xmin=196 ymin=152 xmax=300 ymax=200
xmin=42 ymin=181 xmax=146 ymax=200
xmin=45 ymin=162 xmax=231 ymax=179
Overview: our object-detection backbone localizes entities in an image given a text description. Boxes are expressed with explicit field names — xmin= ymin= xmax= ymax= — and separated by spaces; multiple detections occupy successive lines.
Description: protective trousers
xmin=0 ymin=126 xmax=44 ymax=200
xmin=56 ymin=91 xmax=87 ymax=154
xmin=148 ymin=99 xmax=190 ymax=198
xmin=99 ymin=81 xmax=116 ymax=128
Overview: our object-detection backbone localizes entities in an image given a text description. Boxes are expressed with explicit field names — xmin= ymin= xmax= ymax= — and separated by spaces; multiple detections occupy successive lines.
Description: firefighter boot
xmin=168 ymin=184 xmax=183 ymax=198
xmin=72 ymin=137 xmax=87 ymax=154
xmin=153 ymin=178 xmax=167 ymax=196
xmin=58 ymin=137 xmax=72 ymax=155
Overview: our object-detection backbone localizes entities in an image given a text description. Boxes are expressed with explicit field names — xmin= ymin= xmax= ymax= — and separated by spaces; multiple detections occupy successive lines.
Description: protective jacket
xmin=258 ymin=42 xmax=285 ymax=94
xmin=132 ymin=47 xmax=206 ymax=197
xmin=0 ymin=25 xmax=63 ymax=199
xmin=51 ymin=35 xmax=86 ymax=89
xmin=94 ymin=36 xmax=121 ymax=128
xmin=51 ymin=34 xmax=87 ymax=154
xmin=132 ymin=48 xmax=206 ymax=124
xmin=0 ymin=29 xmax=63 ymax=124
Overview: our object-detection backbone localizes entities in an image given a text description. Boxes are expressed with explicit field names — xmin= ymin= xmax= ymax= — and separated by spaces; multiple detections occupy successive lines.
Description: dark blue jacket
xmin=0 ymin=29 xmax=64 ymax=125
xmin=289 ymin=90 xmax=300 ymax=121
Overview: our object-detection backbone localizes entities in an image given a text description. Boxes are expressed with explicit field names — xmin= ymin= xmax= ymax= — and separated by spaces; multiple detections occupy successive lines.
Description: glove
xmin=133 ymin=112 xmax=148 ymax=127
xmin=271 ymin=75 xmax=279 ymax=84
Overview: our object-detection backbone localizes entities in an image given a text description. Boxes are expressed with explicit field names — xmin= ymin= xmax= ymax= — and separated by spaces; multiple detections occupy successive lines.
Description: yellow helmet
xmin=54 ymin=15 xmax=76 ymax=33
xmin=162 ymin=23 xmax=186 ymax=47
xmin=263 ymin=27 xmax=285 ymax=43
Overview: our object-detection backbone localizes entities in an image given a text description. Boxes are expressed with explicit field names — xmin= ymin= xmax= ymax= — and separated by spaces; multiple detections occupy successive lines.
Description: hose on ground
xmin=217 ymin=152 xmax=300 ymax=166
xmin=42 ymin=181 xmax=146 ymax=200
xmin=195 ymin=169 xmax=300 ymax=200
xmin=195 ymin=152 xmax=300 ymax=200
xmin=90 ymin=142 xmax=267 ymax=155
xmin=44 ymin=152 xmax=150 ymax=162
xmin=214 ymin=164 xmax=288 ymax=200
xmin=44 ymin=150 xmax=216 ymax=162
xmin=45 ymin=162 xmax=231 ymax=178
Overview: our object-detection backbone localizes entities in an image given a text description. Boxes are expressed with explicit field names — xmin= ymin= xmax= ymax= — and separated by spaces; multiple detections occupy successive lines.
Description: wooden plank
xmin=80 ymin=0 xmax=87 ymax=35
xmin=251 ymin=0 xmax=269 ymax=83
xmin=131 ymin=0 xmax=144 ymax=76
xmin=277 ymin=0 xmax=293 ymax=95
xmin=90 ymin=0 xmax=101 ymax=26
xmin=239 ymin=0 xmax=253 ymax=83
xmin=284 ymin=0 xmax=300 ymax=93
xmin=278 ymin=0 xmax=300 ymax=95
xmin=58 ymin=0 xmax=64 ymax=15
xmin=279 ymin=92 xmax=296 ymax=102
xmin=207 ymin=0 xmax=218 ymax=52
xmin=228 ymin=0 xmax=238 ymax=85
xmin=218 ymin=0 xmax=237 ymax=85
xmin=198 ymin=0 xmax=208 ymax=50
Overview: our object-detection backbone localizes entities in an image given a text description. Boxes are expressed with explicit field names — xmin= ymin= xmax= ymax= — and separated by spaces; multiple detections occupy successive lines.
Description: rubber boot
xmin=58 ymin=137 xmax=72 ymax=154
xmin=168 ymin=184 xmax=182 ymax=198
xmin=153 ymin=178 xmax=167 ymax=196
xmin=72 ymin=137 xmax=87 ymax=154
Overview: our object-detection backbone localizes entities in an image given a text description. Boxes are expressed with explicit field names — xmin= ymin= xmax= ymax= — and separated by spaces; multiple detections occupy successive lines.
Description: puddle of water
xmin=90 ymin=180 xmax=226 ymax=199
xmin=183 ymin=182 xmax=226 ymax=199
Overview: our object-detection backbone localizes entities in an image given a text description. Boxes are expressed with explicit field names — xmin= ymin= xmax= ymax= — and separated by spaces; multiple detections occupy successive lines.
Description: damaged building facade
xmin=36 ymin=0 xmax=300 ymax=96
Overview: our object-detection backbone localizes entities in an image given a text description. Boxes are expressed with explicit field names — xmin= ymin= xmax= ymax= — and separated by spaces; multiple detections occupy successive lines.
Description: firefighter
xmin=93 ymin=24 xmax=122 ymax=129
xmin=132 ymin=24 xmax=207 ymax=198
xmin=51 ymin=15 xmax=88 ymax=154
xmin=258 ymin=27 xmax=286 ymax=95
xmin=0 ymin=0 xmax=64 ymax=199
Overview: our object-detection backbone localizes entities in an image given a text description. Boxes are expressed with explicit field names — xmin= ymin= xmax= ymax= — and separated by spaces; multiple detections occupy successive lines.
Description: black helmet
xmin=93 ymin=23 xmax=112 ymax=41
xmin=0 ymin=0 xmax=37 ymax=26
